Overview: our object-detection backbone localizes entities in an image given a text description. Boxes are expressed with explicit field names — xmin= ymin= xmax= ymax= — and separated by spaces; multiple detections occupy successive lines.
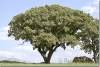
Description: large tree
xmin=8 ymin=5 xmax=97 ymax=63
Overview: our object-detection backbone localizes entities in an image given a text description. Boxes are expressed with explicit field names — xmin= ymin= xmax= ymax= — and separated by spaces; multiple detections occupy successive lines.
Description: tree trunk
xmin=43 ymin=57 xmax=50 ymax=64
xmin=93 ymin=51 xmax=97 ymax=63
xmin=38 ymin=43 xmax=61 ymax=64
xmin=38 ymin=49 xmax=54 ymax=64
xmin=42 ymin=50 xmax=53 ymax=64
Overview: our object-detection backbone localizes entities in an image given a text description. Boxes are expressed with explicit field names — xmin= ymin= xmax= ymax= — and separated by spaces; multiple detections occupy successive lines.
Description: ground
xmin=0 ymin=63 xmax=99 ymax=67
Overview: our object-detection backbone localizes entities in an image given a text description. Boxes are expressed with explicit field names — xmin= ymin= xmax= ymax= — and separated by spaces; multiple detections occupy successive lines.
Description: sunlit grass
xmin=0 ymin=63 xmax=98 ymax=67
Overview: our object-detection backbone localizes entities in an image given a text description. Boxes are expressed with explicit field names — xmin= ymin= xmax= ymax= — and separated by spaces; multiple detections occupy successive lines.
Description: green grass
xmin=0 ymin=63 xmax=99 ymax=67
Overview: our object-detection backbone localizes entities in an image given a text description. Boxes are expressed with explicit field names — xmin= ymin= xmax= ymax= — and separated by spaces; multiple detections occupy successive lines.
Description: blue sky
xmin=0 ymin=0 xmax=99 ymax=63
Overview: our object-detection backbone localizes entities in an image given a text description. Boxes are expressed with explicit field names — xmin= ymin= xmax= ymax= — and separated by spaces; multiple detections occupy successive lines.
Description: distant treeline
xmin=0 ymin=60 xmax=26 ymax=63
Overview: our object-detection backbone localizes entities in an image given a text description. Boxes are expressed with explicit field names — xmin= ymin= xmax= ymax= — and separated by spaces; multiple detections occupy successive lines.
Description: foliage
xmin=77 ymin=19 xmax=99 ymax=63
xmin=73 ymin=56 xmax=94 ymax=63
xmin=8 ymin=4 xmax=97 ymax=63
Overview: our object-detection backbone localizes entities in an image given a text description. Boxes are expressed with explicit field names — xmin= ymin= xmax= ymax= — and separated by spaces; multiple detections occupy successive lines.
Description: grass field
xmin=0 ymin=63 xmax=99 ymax=67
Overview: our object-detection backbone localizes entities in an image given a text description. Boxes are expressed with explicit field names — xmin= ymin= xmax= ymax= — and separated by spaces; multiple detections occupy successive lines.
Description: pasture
xmin=0 ymin=63 xmax=98 ymax=67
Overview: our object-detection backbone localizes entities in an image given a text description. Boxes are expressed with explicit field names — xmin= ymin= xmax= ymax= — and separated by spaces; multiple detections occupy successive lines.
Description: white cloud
xmin=51 ymin=45 xmax=93 ymax=63
xmin=3 ymin=26 xmax=9 ymax=31
xmin=81 ymin=0 xmax=99 ymax=18
xmin=82 ymin=6 xmax=96 ymax=14
xmin=0 ymin=45 xmax=43 ymax=63
xmin=14 ymin=44 xmax=35 ymax=54
xmin=0 ymin=26 xmax=14 ymax=40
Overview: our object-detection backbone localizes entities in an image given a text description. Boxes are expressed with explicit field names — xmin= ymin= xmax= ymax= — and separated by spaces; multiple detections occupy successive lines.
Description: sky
xmin=0 ymin=0 xmax=99 ymax=63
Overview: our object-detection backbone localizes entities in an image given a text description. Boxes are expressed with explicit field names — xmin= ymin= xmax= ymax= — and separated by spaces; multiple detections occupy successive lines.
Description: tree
xmin=77 ymin=19 xmax=99 ymax=63
xmin=8 ymin=5 xmax=96 ymax=63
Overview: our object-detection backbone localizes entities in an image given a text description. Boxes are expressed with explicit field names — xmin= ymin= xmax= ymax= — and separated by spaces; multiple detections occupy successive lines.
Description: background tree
xmin=8 ymin=5 xmax=97 ymax=63
xmin=77 ymin=19 xmax=99 ymax=63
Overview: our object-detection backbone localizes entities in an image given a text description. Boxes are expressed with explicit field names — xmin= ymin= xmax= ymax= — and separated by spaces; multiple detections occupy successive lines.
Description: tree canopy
xmin=78 ymin=19 xmax=99 ymax=63
xmin=8 ymin=4 xmax=98 ymax=63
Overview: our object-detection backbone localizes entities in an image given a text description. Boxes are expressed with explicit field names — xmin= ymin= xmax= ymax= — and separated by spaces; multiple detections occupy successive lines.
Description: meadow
xmin=0 ymin=63 xmax=99 ymax=67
